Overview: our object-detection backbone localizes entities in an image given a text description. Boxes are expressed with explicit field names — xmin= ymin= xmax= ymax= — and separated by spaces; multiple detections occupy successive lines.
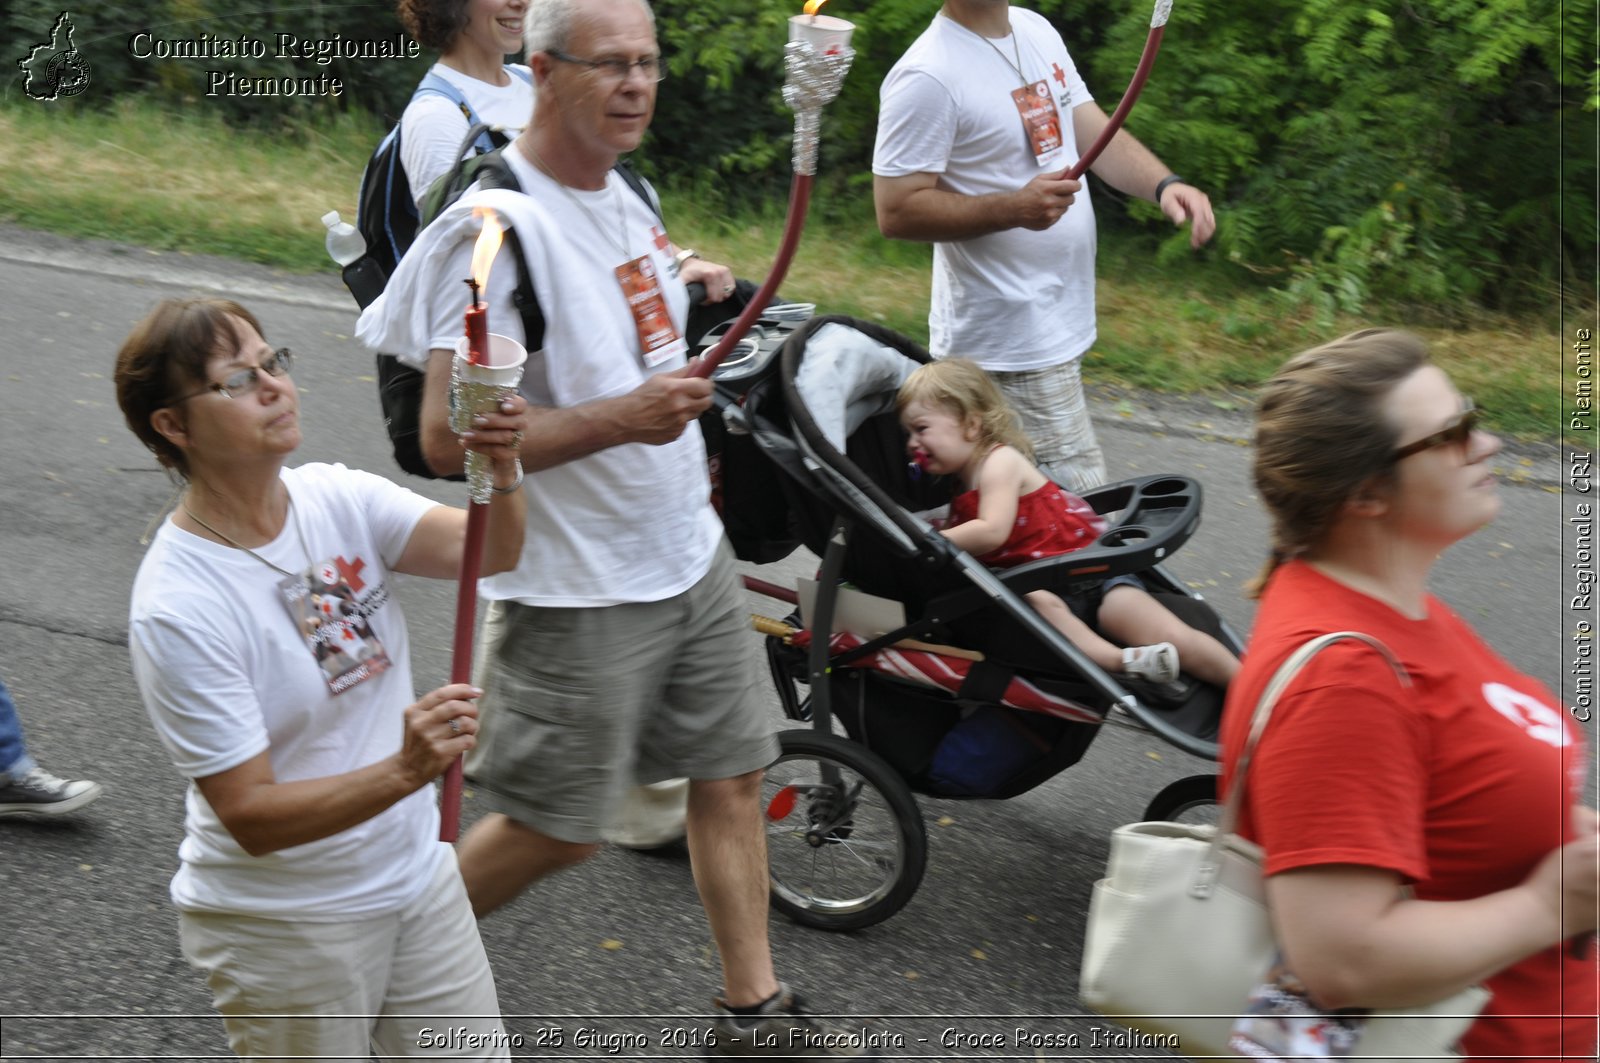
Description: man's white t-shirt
xmin=874 ymin=8 xmax=1097 ymax=371
xmin=129 ymin=463 xmax=445 ymax=918
xmin=400 ymin=62 xmax=535 ymax=205
xmin=403 ymin=149 xmax=722 ymax=607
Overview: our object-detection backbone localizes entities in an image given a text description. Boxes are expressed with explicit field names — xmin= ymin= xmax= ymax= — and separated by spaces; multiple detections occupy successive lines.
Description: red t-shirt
xmin=947 ymin=482 xmax=1105 ymax=568
xmin=1219 ymin=561 xmax=1595 ymax=1061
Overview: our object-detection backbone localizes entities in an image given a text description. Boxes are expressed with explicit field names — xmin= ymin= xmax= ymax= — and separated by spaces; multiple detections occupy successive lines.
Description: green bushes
xmin=1081 ymin=0 xmax=1590 ymax=317
xmin=649 ymin=0 xmax=1589 ymax=318
xmin=3 ymin=0 xmax=429 ymax=123
xmin=5 ymin=0 xmax=1588 ymax=317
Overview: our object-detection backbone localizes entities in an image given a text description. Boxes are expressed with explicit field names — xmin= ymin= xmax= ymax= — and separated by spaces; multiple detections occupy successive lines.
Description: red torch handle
xmin=1065 ymin=24 xmax=1166 ymax=181
xmin=688 ymin=174 xmax=814 ymax=380
xmin=440 ymin=498 xmax=490 ymax=841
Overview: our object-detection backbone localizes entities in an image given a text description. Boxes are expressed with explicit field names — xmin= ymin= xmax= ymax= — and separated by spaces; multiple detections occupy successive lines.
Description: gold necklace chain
xmin=525 ymin=143 xmax=631 ymax=261
xmin=181 ymin=496 xmax=308 ymax=579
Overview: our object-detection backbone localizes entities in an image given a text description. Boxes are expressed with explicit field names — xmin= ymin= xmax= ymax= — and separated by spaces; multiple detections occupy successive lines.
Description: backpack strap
xmin=412 ymin=70 xmax=505 ymax=155
xmin=471 ymin=153 xmax=547 ymax=354
xmin=412 ymin=69 xmax=470 ymax=118
xmin=613 ymin=158 xmax=663 ymax=222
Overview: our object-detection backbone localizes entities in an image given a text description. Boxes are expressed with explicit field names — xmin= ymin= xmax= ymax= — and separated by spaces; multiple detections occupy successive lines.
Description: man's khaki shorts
xmin=465 ymin=539 xmax=779 ymax=843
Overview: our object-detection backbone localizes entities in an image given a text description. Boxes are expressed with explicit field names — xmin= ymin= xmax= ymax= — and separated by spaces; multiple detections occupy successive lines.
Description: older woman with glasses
xmin=1219 ymin=329 xmax=1597 ymax=1059
xmin=115 ymin=297 xmax=527 ymax=1060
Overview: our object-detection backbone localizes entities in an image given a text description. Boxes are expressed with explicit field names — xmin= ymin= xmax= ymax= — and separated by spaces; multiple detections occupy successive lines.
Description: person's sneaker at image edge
xmin=1122 ymin=642 xmax=1180 ymax=684
xmin=0 ymin=767 xmax=103 ymax=816
xmin=710 ymin=984 xmax=878 ymax=1058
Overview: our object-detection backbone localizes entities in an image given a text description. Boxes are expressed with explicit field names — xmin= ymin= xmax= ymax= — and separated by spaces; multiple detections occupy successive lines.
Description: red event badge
xmin=1011 ymin=80 xmax=1065 ymax=166
xmin=615 ymin=255 xmax=688 ymax=368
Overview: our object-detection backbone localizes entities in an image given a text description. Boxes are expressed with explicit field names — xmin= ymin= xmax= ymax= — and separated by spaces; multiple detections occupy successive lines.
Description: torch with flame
xmin=463 ymin=209 xmax=504 ymax=366
xmin=687 ymin=1 xmax=855 ymax=380
xmin=441 ymin=207 xmax=526 ymax=842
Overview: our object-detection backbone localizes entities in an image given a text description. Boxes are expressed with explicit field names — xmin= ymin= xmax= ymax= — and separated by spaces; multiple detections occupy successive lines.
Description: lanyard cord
xmin=980 ymin=24 xmax=1029 ymax=88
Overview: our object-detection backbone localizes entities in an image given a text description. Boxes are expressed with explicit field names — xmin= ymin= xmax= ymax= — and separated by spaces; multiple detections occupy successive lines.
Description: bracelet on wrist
xmin=491 ymin=460 xmax=524 ymax=495
xmin=1154 ymin=174 xmax=1186 ymax=204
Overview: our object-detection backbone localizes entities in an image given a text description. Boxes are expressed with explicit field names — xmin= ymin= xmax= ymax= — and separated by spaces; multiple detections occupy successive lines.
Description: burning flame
xmin=470 ymin=208 xmax=504 ymax=295
xmin=802 ymin=0 xmax=828 ymax=14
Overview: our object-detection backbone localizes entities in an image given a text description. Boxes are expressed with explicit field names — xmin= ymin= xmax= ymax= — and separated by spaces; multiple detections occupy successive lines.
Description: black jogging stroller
xmin=701 ymin=314 xmax=1240 ymax=932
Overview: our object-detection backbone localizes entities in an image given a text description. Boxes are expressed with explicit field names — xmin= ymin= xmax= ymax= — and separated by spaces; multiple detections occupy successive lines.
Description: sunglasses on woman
xmin=1392 ymin=400 xmax=1478 ymax=461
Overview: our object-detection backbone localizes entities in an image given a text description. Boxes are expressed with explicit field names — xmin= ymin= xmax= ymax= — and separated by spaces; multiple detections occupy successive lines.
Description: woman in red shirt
xmin=1221 ymin=329 xmax=1598 ymax=1060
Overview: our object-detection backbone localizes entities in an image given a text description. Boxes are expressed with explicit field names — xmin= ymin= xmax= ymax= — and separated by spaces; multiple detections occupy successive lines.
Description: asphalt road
xmin=0 ymin=224 xmax=1584 ymax=1061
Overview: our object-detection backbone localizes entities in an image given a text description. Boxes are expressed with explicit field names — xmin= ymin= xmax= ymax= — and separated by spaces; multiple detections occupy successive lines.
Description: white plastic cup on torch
xmin=787 ymin=13 xmax=854 ymax=55
xmin=452 ymin=332 xmax=527 ymax=383
xmin=451 ymin=332 xmax=528 ymax=502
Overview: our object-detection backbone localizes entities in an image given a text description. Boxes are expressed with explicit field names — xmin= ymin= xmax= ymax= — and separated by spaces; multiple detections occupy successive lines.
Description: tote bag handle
xmin=1192 ymin=631 xmax=1411 ymax=899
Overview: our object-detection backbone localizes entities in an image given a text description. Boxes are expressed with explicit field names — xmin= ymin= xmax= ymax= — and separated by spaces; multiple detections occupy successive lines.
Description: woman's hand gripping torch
xmin=441 ymin=208 xmax=527 ymax=842
xmin=688 ymin=0 xmax=854 ymax=380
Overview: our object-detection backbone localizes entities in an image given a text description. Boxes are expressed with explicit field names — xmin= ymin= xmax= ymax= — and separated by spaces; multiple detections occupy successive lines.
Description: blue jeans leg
xmin=0 ymin=675 xmax=35 ymax=779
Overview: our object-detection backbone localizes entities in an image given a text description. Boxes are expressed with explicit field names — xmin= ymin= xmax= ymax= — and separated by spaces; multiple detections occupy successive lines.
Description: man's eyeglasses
xmin=173 ymin=348 xmax=294 ymax=403
xmin=1392 ymin=400 xmax=1478 ymax=461
xmin=546 ymin=49 xmax=665 ymax=83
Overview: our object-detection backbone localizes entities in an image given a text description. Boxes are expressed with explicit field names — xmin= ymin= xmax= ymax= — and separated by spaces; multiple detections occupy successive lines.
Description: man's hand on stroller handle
xmin=678 ymin=255 xmax=736 ymax=304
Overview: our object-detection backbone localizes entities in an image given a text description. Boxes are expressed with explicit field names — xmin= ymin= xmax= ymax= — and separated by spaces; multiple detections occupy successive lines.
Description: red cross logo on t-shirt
xmin=650 ymin=225 xmax=670 ymax=251
xmin=1052 ymin=62 xmax=1067 ymax=87
xmin=335 ymin=555 xmax=367 ymax=594
xmin=1482 ymin=682 xmax=1570 ymax=749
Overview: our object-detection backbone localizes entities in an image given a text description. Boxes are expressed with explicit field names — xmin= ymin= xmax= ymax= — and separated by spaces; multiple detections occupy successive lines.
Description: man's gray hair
xmin=524 ymin=0 xmax=655 ymax=56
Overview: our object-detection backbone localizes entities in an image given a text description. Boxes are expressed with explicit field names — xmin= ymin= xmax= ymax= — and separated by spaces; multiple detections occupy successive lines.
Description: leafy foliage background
xmin=3 ymin=0 xmax=1592 ymax=313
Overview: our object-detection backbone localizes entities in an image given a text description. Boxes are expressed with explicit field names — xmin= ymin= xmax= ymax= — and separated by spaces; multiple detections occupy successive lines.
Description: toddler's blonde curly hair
xmin=896 ymin=358 xmax=1035 ymax=463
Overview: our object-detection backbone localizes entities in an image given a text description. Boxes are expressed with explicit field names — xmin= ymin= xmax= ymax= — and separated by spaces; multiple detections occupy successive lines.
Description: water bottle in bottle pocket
xmin=322 ymin=210 xmax=386 ymax=309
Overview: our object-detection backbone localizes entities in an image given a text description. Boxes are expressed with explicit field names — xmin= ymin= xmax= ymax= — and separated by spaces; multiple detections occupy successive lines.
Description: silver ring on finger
xmin=448 ymin=717 xmax=462 ymax=736
xmin=722 ymin=284 xmax=735 ymax=294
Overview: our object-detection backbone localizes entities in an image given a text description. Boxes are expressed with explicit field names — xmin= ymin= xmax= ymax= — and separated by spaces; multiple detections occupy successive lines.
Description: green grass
xmin=0 ymin=101 xmax=379 ymax=269
xmin=0 ymin=98 xmax=1569 ymax=438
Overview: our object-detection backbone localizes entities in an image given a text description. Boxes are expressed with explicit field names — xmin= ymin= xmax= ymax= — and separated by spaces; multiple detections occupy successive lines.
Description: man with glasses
xmin=358 ymin=0 xmax=865 ymax=1054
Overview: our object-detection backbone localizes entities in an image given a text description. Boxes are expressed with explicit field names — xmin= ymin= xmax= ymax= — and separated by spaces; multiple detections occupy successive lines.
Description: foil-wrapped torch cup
xmin=451 ymin=333 xmax=528 ymax=504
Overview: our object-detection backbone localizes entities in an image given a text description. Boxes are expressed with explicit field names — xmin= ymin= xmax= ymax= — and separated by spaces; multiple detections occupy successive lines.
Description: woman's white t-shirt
xmin=400 ymin=62 xmax=535 ymax=205
xmin=129 ymin=463 xmax=445 ymax=918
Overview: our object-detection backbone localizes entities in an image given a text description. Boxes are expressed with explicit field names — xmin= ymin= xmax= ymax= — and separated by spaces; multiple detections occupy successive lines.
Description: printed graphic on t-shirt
xmin=1230 ymin=953 xmax=1364 ymax=1059
xmin=1011 ymin=79 xmax=1064 ymax=166
xmin=615 ymin=254 xmax=687 ymax=367
xmin=1482 ymin=682 xmax=1571 ymax=749
xmin=279 ymin=556 xmax=392 ymax=695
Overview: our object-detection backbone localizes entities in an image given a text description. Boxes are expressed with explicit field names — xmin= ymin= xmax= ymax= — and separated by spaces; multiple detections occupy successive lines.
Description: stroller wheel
xmin=764 ymin=730 xmax=926 ymax=932
xmin=1142 ymin=773 xmax=1219 ymax=823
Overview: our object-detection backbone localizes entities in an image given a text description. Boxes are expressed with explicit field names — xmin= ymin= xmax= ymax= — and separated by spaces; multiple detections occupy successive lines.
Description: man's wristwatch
xmin=1154 ymin=175 xmax=1186 ymax=203
xmin=673 ymin=247 xmax=700 ymax=269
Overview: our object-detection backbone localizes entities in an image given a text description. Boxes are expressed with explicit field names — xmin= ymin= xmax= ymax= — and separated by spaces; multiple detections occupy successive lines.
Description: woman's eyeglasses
xmin=173 ymin=348 xmax=294 ymax=403
xmin=1392 ymin=400 xmax=1478 ymax=461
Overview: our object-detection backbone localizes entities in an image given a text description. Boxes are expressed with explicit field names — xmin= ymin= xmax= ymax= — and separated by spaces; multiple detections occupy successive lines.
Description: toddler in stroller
xmin=730 ymin=316 xmax=1240 ymax=931
xmin=897 ymin=359 xmax=1240 ymax=693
